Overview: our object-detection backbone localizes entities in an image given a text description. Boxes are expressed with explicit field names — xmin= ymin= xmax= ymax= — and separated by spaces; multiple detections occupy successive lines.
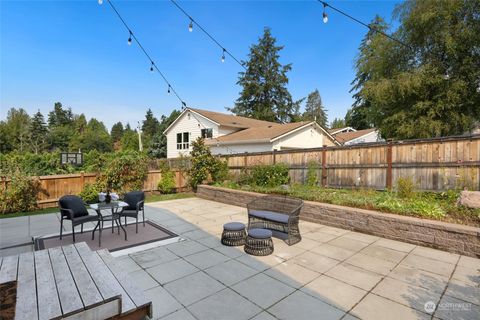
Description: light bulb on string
xmin=98 ymin=0 xmax=103 ymax=5
xmin=188 ymin=19 xmax=193 ymax=32
xmin=322 ymin=3 xmax=328 ymax=23
xmin=221 ymin=49 xmax=226 ymax=63
xmin=127 ymin=31 xmax=132 ymax=46
xmin=150 ymin=62 xmax=154 ymax=73
xmin=366 ymin=35 xmax=372 ymax=46
xmin=167 ymin=85 xmax=171 ymax=94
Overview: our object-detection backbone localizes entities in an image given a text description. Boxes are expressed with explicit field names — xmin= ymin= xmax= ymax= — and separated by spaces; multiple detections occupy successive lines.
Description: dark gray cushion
xmin=249 ymin=210 xmax=289 ymax=224
xmin=124 ymin=191 xmax=145 ymax=210
xmin=59 ymin=195 xmax=88 ymax=218
xmin=224 ymin=222 xmax=245 ymax=231
xmin=248 ymin=228 xmax=272 ymax=239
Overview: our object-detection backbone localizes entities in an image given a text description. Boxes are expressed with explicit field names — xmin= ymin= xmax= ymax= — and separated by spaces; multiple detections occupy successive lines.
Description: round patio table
xmin=90 ymin=201 xmax=128 ymax=247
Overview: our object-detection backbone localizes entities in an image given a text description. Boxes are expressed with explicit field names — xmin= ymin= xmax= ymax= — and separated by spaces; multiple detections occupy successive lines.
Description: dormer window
xmin=201 ymin=128 xmax=213 ymax=139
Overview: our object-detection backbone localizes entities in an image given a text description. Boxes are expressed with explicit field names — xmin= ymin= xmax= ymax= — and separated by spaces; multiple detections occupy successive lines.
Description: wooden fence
xmin=223 ymin=134 xmax=480 ymax=191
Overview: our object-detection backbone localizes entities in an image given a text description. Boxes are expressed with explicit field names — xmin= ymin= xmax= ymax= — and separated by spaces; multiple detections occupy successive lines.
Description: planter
xmin=196 ymin=185 xmax=480 ymax=258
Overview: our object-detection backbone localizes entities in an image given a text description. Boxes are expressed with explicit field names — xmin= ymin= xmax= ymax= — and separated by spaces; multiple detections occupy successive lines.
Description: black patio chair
xmin=119 ymin=191 xmax=145 ymax=233
xmin=58 ymin=195 xmax=98 ymax=242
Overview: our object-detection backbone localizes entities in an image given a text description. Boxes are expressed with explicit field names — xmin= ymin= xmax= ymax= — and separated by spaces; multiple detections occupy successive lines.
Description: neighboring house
xmin=164 ymin=108 xmax=339 ymax=158
xmin=328 ymin=127 xmax=383 ymax=145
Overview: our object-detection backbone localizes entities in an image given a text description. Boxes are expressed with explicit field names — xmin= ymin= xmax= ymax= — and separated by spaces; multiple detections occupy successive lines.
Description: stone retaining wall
xmin=196 ymin=185 xmax=480 ymax=257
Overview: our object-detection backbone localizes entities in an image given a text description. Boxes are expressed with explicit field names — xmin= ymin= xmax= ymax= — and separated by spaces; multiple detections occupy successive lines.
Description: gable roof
xmin=328 ymin=127 xmax=356 ymax=135
xmin=334 ymin=128 xmax=376 ymax=144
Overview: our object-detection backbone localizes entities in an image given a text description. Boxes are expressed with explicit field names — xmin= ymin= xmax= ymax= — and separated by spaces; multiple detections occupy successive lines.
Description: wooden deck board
xmin=15 ymin=252 xmax=37 ymax=320
xmin=74 ymin=243 xmax=135 ymax=313
xmin=62 ymin=244 xmax=103 ymax=308
xmin=34 ymin=250 xmax=62 ymax=320
xmin=0 ymin=255 xmax=18 ymax=283
xmin=49 ymin=247 xmax=85 ymax=317
xmin=97 ymin=250 xmax=152 ymax=318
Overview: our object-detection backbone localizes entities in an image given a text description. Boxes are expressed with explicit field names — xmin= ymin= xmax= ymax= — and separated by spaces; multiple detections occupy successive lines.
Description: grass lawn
xmin=218 ymin=183 xmax=480 ymax=227
xmin=0 ymin=193 xmax=195 ymax=219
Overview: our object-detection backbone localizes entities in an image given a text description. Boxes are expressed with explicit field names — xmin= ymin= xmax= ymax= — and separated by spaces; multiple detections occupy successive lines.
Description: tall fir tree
xmin=229 ymin=27 xmax=298 ymax=123
xmin=302 ymin=89 xmax=328 ymax=128
xmin=142 ymin=108 xmax=160 ymax=149
xmin=111 ymin=122 xmax=124 ymax=143
xmin=30 ymin=110 xmax=48 ymax=154
xmin=330 ymin=118 xmax=346 ymax=129
xmin=149 ymin=109 xmax=181 ymax=158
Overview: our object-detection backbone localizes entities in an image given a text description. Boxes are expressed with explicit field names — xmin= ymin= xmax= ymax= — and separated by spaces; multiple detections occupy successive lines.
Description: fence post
xmin=273 ymin=149 xmax=276 ymax=164
xmin=244 ymin=153 xmax=248 ymax=169
xmin=80 ymin=172 xmax=85 ymax=191
xmin=321 ymin=145 xmax=327 ymax=187
xmin=386 ymin=140 xmax=393 ymax=190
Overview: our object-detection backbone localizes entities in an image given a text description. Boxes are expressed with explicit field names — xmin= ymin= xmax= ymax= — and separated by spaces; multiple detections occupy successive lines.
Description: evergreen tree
xmin=302 ymin=89 xmax=328 ymax=127
xmin=47 ymin=102 xmax=74 ymax=151
xmin=149 ymin=109 xmax=181 ymax=158
xmin=330 ymin=118 xmax=346 ymax=129
xmin=48 ymin=102 xmax=73 ymax=127
xmin=229 ymin=27 xmax=298 ymax=123
xmin=30 ymin=110 xmax=48 ymax=154
xmin=142 ymin=108 xmax=160 ymax=149
xmin=111 ymin=122 xmax=124 ymax=142
xmin=5 ymin=108 xmax=31 ymax=152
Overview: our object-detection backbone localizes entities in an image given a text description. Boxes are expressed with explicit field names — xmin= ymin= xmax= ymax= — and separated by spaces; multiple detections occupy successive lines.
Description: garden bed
xmin=197 ymin=185 xmax=480 ymax=257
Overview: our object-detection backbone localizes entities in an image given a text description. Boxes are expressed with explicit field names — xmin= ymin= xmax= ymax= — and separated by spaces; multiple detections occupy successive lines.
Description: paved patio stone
xmin=235 ymin=253 xmax=283 ymax=272
xmin=350 ymin=293 xmax=430 ymax=320
xmin=451 ymin=265 xmax=480 ymax=287
xmin=204 ymin=259 xmax=258 ymax=286
xmin=301 ymin=275 xmax=367 ymax=311
xmin=182 ymin=229 xmax=212 ymax=240
xmin=264 ymin=261 xmax=320 ymax=289
xmin=457 ymin=255 xmax=480 ymax=269
xmin=115 ymin=255 xmax=142 ymax=273
xmin=325 ymin=263 xmax=383 ymax=291
xmin=359 ymin=244 xmax=407 ymax=264
xmin=147 ymin=258 xmax=199 ymax=285
xmin=195 ymin=236 xmax=223 ymax=248
xmin=268 ymin=290 xmax=344 ymax=320
xmin=165 ymin=240 xmax=209 ymax=257
xmin=328 ymin=236 xmax=371 ymax=252
xmin=310 ymin=243 xmax=357 ymax=261
xmin=411 ymin=246 xmax=460 ymax=264
xmin=342 ymin=232 xmax=379 ymax=244
xmin=129 ymin=269 xmax=158 ymax=291
xmin=231 ymin=273 xmax=295 ymax=309
xmin=320 ymin=226 xmax=350 ymax=236
xmin=374 ymin=238 xmax=416 ymax=253
xmin=372 ymin=277 xmax=442 ymax=313
xmin=388 ymin=265 xmax=449 ymax=294
xmin=400 ymin=254 xmax=455 ymax=277
xmin=188 ymin=288 xmax=261 ymax=320
xmin=303 ymin=230 xmax=339 ymax=243
xmin=294 ymin=251 xmax=339 ymax=273
xmin=250 ymin=311 xmax=277 ymax=320
xmin=158 ymin=308 xmax=196 ymax=320
xmin=433 ymin=294 xmax=480 ymax=320
xmin=212 ymin=245 xmax=245 ymax=259
xmin=183 ymin=249 xmax=230 ymax=270
xmin=272 ymin=243 xmax=306 ymax=260
xmin=145 ymin=285 xmax=183 ymax=319
xmin=345 ymin=253 xmax=397 ymax=275
xmin=130 ymin=246 xmax=179 ymax=269
xmin=294 ymin=237 xmax=322 ymax=250
xmin=444 ymin=278 xmax=480 ymax=305
xmin=164 ymin=271 xmax=225 ymax=306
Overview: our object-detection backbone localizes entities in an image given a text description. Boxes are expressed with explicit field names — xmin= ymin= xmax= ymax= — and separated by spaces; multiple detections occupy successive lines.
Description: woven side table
xmin=244 ymin=228 xmax=274 ymax=256
xmin=221 ymin=222 xmax=246 ymax=246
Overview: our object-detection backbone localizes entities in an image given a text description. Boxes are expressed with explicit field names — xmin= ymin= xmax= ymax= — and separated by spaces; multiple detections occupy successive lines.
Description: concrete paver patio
xmin=0 ymin=197 xmax=479 ymax=320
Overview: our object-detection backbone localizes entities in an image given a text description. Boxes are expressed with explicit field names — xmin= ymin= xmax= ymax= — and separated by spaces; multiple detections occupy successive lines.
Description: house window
xmin=201 ymin=128 xmax=213 ymax=139
xmin=177 ymin=132 xmax=190 ymax=149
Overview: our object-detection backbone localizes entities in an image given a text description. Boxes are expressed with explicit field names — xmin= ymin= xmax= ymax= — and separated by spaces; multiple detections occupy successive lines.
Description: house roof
xmin=205 ymin=121 xmax=312 ymax=145
xmin=333 ymin=128 xmax=376 ymax=144
xmin=189 ymin=108 xmax=273 ymax=129
xmin=328 ymin=127 xmax=355 ymax=135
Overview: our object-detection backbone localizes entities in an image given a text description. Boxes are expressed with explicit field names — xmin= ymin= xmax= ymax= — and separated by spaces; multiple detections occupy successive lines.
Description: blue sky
xmin=0 ymin=0 xmax=400 ymax=129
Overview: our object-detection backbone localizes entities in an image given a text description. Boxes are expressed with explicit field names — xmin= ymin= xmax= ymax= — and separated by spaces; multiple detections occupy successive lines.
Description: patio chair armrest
xmin=60 ymin=207 xmax=75 ymax=220
xmin=136 ymin=200 xmax=144 ymax=211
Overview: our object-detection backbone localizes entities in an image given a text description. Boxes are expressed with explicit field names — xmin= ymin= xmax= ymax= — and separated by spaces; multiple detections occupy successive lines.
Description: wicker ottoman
xmin=221 ymin=222 xmax=246 ymax=246
xmin=244 ymin=228 xmax=274 ymax=256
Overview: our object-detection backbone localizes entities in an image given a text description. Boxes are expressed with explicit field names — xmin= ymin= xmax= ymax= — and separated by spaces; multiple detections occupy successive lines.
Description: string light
xmin=322 ymin=3 xmax=328 ymax=23
xmin=168 ymin=85 xmax=171 ymax=94
xmin=104 ymin=0 xmax=188 ymax=107
xmin=170 ymin=0 xmax=245 ymax=69
xmin=188 ymin=19 xmax=193 ymax=32
xmin=127 ymin=31 xmax=132 ymax=46
xmin=221 ymin=49 xmax=226 ymax=63
xmin=98 ymin=0 xmax=103 ymax=5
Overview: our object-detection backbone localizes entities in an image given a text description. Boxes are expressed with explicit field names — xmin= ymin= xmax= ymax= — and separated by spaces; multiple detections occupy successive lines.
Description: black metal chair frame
xmin=119 ymin=197 xmax=145 ymax=233
xmin=59 ymin=198 xmax=98 ymax=243
xmin=247 ymin=195 xmax=304 ymax=246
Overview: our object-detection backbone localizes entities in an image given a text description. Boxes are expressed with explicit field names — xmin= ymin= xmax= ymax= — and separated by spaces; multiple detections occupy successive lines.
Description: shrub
xmin=188 ymin=138 xmax=229 ymax=189
xmin=0 ymin=171 xmax=47 ymax=214
xmin=250 ymin=163 xmax=290 ymax=187
xmin=305 ymin=161 xmax=318 ymax=186
xmin=158 ymin=164 xmax=176 ymax=194
xmin=395 ymin=176 xmax=416 ymax=198
xmin=79 ymin=182 xmax=103 ymax=204
xmin=210 ymin=158 xmax=229 ymax=184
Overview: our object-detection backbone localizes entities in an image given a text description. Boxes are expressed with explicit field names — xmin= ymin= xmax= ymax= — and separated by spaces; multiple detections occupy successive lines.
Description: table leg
xmin=115 ymin=218 xmax=127 ymax=241
xmin=92 ymin=221 xmax=99 ymax=240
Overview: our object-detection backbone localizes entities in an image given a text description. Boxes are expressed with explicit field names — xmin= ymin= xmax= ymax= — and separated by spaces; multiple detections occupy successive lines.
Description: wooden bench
xmin=0 ymin=242 xmax=152 ymax=320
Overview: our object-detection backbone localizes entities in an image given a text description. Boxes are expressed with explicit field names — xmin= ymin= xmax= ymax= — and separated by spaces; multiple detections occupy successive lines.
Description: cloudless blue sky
xmin=0 ymin=0 xmax=400 ymax=129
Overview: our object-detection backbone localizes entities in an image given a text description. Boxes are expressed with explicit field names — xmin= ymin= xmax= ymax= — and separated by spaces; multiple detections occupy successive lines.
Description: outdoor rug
xmin=34 ymin=220 xmax=177 ymax=252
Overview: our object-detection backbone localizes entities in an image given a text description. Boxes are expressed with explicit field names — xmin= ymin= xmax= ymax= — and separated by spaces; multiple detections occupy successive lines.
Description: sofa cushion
xmin=249 ymin=210 xmax=289 ymax=224
xmin=248 ymin=228 xmax=272 ymax=239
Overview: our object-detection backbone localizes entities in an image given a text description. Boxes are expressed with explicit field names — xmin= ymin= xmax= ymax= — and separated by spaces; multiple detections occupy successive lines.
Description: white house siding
xmin=272 ymin=124 xmax=335 ymax=150
xmin=344 ymin=131 xmax=383 ymax=145
xmin=166 ymin=110 xmax=220 ymax=158
xmin=210 ymin=143 xmax=272 ymax=155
